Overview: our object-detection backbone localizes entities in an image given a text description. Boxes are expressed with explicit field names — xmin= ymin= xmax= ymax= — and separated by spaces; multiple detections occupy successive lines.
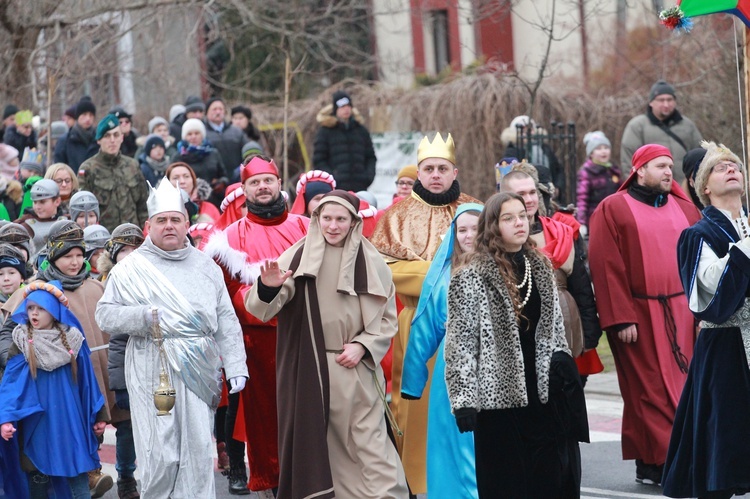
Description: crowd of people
xmin=0 ymin=78 xmax=746 ymax=499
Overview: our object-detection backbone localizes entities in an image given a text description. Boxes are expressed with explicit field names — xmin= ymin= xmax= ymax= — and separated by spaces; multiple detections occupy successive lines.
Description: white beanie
xmin=169 ymin=104 xmax=186 ymax=123
xmin=181 ymin=118 xmax=206 ymax=141
xmin=583 ymin=131 xmax=611 ymax=157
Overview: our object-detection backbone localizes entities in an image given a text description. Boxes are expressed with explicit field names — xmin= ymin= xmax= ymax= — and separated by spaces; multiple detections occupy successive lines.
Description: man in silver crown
xmin=95 ymin=180 xmax=248 ymax=498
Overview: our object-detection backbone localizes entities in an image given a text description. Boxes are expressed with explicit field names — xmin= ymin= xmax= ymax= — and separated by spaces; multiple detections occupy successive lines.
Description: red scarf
xmin=539 ymin=216 xmax=575 ymax=269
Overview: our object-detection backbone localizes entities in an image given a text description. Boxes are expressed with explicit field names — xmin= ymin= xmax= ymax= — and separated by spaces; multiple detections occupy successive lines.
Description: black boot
xmin=227 ymin=464 xmax=250 ymax=495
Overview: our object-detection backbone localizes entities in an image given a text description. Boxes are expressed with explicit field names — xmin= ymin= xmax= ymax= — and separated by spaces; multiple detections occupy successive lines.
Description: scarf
xmin=37 ymin=263 xmax=90 ymax=291
xmin=591 ymin=159 xmax=612 ymax=168
xmin=12 ymin=324 xmax=83 ymax=372
xmin=177 ymin=140 xmax=213 ymax=159
xmin=72 ymin=123 xmax=95 ymax=145
xmin=628 ymin=182 xmax=668 ymax=208
xmin=246 ymin=194 xmax=287 ymax=220
xmin=412 ymin=179 xmax=461 ymax=206
xmin=145 ymin=156 xmax=169 ymax=174
xmin=36 ymin=260 xmax=89 ymax=291
xmin=139 ymin=234 xmax=193 ymax=261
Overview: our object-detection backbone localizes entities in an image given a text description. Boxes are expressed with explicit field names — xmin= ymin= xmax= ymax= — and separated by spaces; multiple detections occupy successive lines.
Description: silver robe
xmin=95 ymin=236 xmax=247 ymax=499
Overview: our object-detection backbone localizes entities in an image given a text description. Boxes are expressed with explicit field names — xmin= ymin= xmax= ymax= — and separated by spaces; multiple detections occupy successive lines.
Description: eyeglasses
xmin=499 ymin=213 xmax=529 ymax=224
xmin=54 ymin=178 xmax=73 ymax=185
xmin=395 ymin=180 xmax=414 ymax=187
xmin=119 ymin=119 xmax=131 ymax=125
xmin=712 ymin=161 xmax=744 ymax=174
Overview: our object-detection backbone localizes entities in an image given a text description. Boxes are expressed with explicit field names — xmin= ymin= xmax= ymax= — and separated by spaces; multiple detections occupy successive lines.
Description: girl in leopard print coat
xmin=445 ymin=192 xmax=588 ymax=498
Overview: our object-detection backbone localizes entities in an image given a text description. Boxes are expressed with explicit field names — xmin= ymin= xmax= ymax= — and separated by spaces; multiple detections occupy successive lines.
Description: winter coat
xmin=175 ymin=146 xmax=226 ymax=208
xmin=620 ymin=107 xmax=702 ymax=184
xmin=120 ymin=131 xmax=139 ymax=158
xmin=0 ymin=178 xmax=23 ymax=222
xmin=79 ymin=151 xmax=149 ymax=232
xmin=203 ymin=120 xmax=249 ymax=175
xmin=169 ymin=114 xmax=186 ymax=143
xmin=575 ymin=160 xmax=622 ymax=226
xmin=138 ymin=153 xmax=169 ymax=187
xmin=444 ymin=251 xmax=569 ymax=411
xmin=313 ymin=104 xmax=376 ymax=192
xmin=2 ymin=126 xmax=37 ymax=157
xmin=53 ymin=125 xmax=100 ymax=173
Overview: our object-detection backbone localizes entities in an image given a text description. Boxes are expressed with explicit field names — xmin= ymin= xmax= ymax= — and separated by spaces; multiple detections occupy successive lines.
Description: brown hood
xmin=316 ymin=103 xmax=365 ymax=128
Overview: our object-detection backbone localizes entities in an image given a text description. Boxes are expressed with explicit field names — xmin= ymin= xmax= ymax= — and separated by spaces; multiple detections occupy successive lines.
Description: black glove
xmin=400 ymin=392 xmax=420 ymax=401
xmin=454 ymin=407 xmax=477 ymax=433
xmin=115 ymin=389 xmax=130 ymax=411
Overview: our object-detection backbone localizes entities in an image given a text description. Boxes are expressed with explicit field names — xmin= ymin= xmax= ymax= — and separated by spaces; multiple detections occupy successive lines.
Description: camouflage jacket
xmin=79 ymin=151 xmax=149 ymax=232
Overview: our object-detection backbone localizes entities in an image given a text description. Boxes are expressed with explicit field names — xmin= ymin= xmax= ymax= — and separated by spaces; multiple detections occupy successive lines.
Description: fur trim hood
xmin=202 ymin=229 xmax=261 ymax=286
xmin=195 ymin=178 xmax=212 ymax=202
xmin=96 ymin=250 xmax=115 ymax=276
xmin=316 ymin=103 xmax=365 ymax=128
xmin=4 ymin=179 xmax=23 ymax=204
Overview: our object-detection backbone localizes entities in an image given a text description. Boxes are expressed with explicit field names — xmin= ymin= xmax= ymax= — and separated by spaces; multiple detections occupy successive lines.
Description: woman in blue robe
xmin=0 ymin=281 xmax=105 ymax=498
xmin=401 ymin=203 xmax=483 ymax=499
xmin=664 ymin=203 xmax=750 ymax=498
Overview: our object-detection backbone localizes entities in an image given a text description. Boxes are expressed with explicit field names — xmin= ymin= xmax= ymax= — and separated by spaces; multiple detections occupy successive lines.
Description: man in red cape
xmin=588 ymin=143 xmax=701 ymax=486
xmin=204 ymin=155 xmax=309 ymax=497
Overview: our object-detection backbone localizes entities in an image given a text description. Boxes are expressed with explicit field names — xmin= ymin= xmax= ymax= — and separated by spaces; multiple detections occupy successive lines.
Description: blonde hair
xmin=45 ymin=163 xmax=80 ymax=195
xmin=25 ymin=322 xmax=77 ymax=383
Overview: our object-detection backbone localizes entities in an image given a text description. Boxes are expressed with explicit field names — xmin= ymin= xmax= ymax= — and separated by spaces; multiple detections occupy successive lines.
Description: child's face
xmin=27 ymin=303 xmax=54 ymax=330
xmin=154 ymin=124 xmax=169 ymax=140
xmin=89 ymin=248 xmax=104 ymax=268
xmin=149 ymin=145 xmax=166 ymax=161
xmin=0 ymin=268 xmax=22 ymax=295
xmin=55 ymin=248 xmax=84 ymax=277
xmin=591 ymin=145 xmax=611 ymax=164
xmin=33 ymin=197 xmax=61 ymax=219
xmin=75 ymin=211 xmax=98 ymax=228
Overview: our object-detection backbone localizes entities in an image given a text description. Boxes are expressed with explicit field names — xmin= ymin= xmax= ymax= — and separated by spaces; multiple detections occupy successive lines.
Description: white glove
xmin=143 ymin=306 xmax=164 ymax=324
xmin=229 ymin=376 xmax=247 ymax=394
xmin=579 ymin=225 xmax=588 ymax=238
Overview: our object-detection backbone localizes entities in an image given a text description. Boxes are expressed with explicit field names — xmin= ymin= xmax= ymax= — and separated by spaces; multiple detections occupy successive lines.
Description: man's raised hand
xmin=259 ymin=260 xmax=292 ymax=288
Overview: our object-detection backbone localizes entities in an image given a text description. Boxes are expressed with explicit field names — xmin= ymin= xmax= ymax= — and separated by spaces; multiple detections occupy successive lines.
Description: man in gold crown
xmin=96 ymin=180 xmax=248 ymax=498
xmin=370 ymin=132 xmax=481 ymax=495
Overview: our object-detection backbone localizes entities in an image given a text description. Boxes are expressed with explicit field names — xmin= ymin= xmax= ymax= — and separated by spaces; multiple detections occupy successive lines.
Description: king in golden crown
xmin=417 ymin=133 xmax=456 ymax=165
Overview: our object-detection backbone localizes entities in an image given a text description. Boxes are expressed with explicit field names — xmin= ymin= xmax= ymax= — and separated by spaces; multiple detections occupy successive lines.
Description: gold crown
xmin=417 ymin=133 xmax=456 ymax=165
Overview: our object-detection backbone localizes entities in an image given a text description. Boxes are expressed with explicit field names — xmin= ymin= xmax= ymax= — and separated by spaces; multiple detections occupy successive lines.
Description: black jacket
xmin=120 ymin=131 xmax=139 ymax=158
xmin=53 ymin=125 xmax=99 ymax=173
xmin=312 ymin=105 xmax=376 ymax=192
xmin=3 ymin=126 xmax=37 ymax=156
xmin=203 ymin=120 xmax=248 ymax=175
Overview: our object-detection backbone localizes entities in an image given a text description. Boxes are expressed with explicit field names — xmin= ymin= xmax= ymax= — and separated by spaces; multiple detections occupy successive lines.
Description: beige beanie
xmin=695 ymin=140 xmax=743 ymax=207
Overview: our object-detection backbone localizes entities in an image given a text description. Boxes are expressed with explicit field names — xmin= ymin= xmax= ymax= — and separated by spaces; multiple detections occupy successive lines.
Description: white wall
xmin=372 ymin=0 xmax=416 ymax=87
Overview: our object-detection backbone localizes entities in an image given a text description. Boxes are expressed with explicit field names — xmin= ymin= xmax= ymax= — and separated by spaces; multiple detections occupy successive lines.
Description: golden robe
xmin=370 ymin=190 xmax=481 ymax=494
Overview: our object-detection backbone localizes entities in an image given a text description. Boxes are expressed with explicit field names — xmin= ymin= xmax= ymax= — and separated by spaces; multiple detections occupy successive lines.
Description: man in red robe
xmin=588 ymin=144 xmax=701 ymax=486
xmin=204 ymin=155 xmax=309 ymax=497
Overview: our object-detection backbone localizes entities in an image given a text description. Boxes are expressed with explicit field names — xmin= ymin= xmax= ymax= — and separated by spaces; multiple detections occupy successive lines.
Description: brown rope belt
xmin=633 ymin=291 xmax=689 ymax=374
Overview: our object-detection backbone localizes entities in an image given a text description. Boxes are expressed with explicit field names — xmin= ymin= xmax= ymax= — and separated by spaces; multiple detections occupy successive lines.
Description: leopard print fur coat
xmin=444 ymin=250 xmax=569 ymax=412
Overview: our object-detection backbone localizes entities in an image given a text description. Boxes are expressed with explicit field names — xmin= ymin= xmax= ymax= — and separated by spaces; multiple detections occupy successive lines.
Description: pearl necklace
xmin=516 ymin=255 xmax=533 ymax=309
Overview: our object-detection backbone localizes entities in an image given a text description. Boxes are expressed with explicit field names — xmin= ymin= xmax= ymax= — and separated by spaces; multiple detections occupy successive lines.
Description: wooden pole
xmin=743 ymin=26 xmax=750 ymax=206
xmin=283 ymin=54 xmax=291 ymax=190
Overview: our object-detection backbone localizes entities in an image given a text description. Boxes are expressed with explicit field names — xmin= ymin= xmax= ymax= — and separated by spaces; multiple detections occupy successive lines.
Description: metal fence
xmin=514 ymin=121 xmax=578 ymax=206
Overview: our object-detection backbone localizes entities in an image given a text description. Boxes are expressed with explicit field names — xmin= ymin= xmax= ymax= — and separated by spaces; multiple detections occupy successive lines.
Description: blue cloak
xmin=663 ymin=205 xmax=750 ymax=497
xmin=0 ymin=281 xmax=105 ymax=498
xmin=401 ymin=202 xmax=482 ymax=499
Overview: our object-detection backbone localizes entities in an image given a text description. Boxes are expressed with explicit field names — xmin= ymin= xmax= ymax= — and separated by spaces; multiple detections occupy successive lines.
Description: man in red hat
xmin=588 ymin=143 xmax=701 ymax=487
xmin=203 ymin=155 xmax=308 ymax=497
